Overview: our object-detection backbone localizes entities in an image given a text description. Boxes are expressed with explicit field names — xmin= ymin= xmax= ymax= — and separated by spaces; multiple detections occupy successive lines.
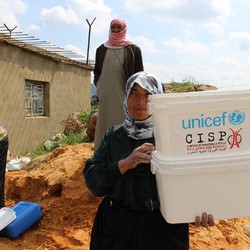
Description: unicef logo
xmin=228 ymin=110 xmax=245 ymax=125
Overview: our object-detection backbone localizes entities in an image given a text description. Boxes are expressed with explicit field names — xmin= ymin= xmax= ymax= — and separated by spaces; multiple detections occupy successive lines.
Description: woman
xmin=0 ymin=124 xmax=8 ymax=208
xmin=84 ymin=72 xmax=214 ymax=250
xmin=93 ymin=18 xmax=144 ymax=152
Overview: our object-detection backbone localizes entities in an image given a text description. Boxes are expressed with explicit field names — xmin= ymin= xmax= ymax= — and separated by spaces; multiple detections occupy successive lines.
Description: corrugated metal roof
xmin=0 ymin=25 xmax=94 ymax=71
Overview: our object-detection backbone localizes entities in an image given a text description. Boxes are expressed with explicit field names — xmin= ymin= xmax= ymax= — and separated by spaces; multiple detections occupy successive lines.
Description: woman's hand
xmin=194 ymin=212 xmax=215 ymax=228
xmin=118 ymin=143 xmax=155 ymax=175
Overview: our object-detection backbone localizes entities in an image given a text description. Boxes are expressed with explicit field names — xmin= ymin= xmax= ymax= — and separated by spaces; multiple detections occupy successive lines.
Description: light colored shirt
xmin=0 ymin=125 xmax=7 ymax=141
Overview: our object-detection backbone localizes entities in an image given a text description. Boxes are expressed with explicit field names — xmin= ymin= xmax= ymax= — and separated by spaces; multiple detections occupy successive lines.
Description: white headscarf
xmin=123 ymin=72 xmax=164 ymax=140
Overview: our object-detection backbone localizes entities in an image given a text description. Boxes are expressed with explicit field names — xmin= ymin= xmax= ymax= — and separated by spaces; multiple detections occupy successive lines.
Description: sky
xmin=1 ymin=0 xmax=250 ymax=90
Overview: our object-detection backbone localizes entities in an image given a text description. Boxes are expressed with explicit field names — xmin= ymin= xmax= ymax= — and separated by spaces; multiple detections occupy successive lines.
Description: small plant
xmin=78 ymin=104 xmax=98 ymax=126
xmin=78 ymin=109 xmax=91 ymax=127
xmin=181 ymin=76 xmax=202 ymax=85
xmin=58 ymin=132 xmax=89 ymax=145
xmin=26 ymin=132 xmax=88 ymax=159
xmin=164 ymin=76 xmax=203 ymax=93
xmin=25 ymin=107 xmax=98 ymax=158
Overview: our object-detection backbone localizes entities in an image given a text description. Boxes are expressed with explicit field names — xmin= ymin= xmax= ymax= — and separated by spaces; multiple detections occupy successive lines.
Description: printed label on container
xmin=168 ymin=110 xmax=248 ymax=157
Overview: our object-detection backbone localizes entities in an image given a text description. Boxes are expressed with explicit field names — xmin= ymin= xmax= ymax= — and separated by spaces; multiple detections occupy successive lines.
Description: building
xmin=0 ymin=33 xmax=93 ymax=156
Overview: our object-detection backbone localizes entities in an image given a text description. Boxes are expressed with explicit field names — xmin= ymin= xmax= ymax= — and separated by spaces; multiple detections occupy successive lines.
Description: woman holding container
xmin=84 ymin=71 xmax=214 ymax=250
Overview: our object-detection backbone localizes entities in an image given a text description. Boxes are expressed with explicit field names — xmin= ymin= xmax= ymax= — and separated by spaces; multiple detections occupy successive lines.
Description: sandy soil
xmin=1 ymin=142 xmax=250 ymax=250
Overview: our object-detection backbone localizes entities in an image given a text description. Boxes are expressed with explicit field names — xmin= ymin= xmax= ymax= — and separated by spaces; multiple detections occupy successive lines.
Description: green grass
xmin=25 ymin=106 xmax=98 ymax=159
xmin=78 ymin=104 xmax=98 ymax=126
xmin=164 ymin=76 xmax=203 ymax=93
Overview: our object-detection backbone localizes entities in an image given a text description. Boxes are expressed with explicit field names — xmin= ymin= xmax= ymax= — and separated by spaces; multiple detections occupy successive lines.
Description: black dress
xmin=84 ymin=125 xmax=189 ymax=250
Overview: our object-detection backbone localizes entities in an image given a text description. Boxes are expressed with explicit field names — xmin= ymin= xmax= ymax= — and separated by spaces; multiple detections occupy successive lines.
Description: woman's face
xmin=127 ymin=83 xmax=151 ymax=121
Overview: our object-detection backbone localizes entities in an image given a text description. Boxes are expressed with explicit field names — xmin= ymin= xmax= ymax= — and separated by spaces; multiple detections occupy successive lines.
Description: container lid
xmin=0 ymin=207 xmax=16 ymax=231
xmin=149 ymin=89 xmax=250 ymax=101
xmin=148 ymin=89 xmax=250 ymax=112
xmin=151 ymin=151 xmax=250 ymax=175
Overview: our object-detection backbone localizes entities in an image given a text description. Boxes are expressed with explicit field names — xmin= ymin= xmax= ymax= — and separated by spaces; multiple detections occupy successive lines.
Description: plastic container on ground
xmin=150 ymin=151 xmax=250 ymax=224
xmin=0 ymin=201 xmax=42 ymax=239
xmin=148 ymin=89 xmax=250 ymax=160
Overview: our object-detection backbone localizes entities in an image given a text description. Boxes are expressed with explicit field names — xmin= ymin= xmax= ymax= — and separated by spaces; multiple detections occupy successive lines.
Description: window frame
xmin=25 ymin=80 xmax=49 ymax=117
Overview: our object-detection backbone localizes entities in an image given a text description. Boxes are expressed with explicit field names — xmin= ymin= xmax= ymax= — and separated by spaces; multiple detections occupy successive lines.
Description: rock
xmin=162 ymin=83 xmax=218 ymax=93
xmin=86 ymin=111 xmax=98 ymax=142
xmin=64 ymin=113 xmax=84 ymax=135
xmin=186 ymin=86 xmax=196 ymax=92
xmin=243 ymin=224 xmax=250 ymax=237
xmin=196 ymin=84 xmax=218 ymax=91
xmin=43 ymin=133 xmax=66 ymax=151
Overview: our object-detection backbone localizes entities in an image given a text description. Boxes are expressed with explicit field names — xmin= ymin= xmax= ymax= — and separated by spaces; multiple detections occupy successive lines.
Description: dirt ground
xmin=1 ymin=142 xmax=250 ymax=250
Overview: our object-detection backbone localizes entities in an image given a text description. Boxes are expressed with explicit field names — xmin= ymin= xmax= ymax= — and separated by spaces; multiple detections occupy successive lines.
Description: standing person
xmin=93 ymin=18 xmax=144 ymax=152
xmin=0 ymin=124 xmax=8 ymax=208
xmin=83 ymin=72 xmax=215 ymax=250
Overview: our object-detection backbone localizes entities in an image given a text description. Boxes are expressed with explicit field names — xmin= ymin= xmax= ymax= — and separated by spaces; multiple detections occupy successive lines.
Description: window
xmin=25 ymin=80 xmax=49 ymax=117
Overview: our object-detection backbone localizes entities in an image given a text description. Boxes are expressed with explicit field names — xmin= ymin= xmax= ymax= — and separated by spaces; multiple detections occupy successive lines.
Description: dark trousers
xmin=0 ymin=136 xmax=8 ymax=208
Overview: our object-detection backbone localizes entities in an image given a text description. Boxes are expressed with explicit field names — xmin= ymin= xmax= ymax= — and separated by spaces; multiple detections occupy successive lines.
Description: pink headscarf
xmin=104 ymin=18 xmax=132 ymax=48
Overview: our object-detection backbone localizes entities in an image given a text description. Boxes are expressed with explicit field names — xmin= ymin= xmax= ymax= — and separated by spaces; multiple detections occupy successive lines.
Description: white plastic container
xmin=151 ymin=152 xmax=250 ymax=224
xmin=0 ymin=208 xmax=16 ymax=231
xmin=148 ymin=89 xmax=250 ymax=160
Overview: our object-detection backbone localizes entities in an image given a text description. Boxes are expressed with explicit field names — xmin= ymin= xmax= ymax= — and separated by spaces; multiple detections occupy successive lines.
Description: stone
xmin=243 ymin=224 xmax=250 ymax=237
xmin=86 ymin=111 xmax=98 ymax=142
